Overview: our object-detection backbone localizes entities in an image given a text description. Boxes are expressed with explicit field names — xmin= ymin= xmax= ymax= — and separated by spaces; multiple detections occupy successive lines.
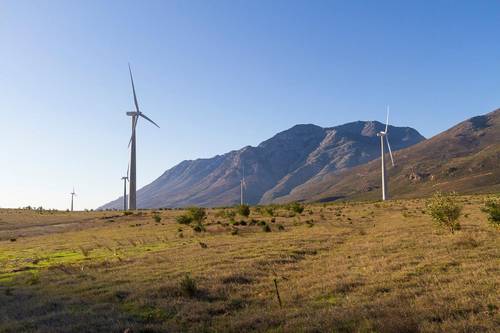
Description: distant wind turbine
xmin=126 ymin=64 xmax=160 ymax=210
xmin=70 ymin=187 xmax=76 ymax=212
xmin=376 ymin=106 xmax=395 ymax=201
xmin=121 ymin=165 xmax=129 ymax=211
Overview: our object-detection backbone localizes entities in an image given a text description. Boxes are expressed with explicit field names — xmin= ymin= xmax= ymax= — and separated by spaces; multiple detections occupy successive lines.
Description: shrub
xmin=288 ymin=202 xmax=304 ymax=214
xmin=426 ymin=192 xmax=462 ymax=233
xmin=264 ymin=206 xmax=275 ymax=217
xmin=180 ymin=274 xmax=198 ymax=297
xmin=215 ymin=209 xmax=235 ymax=219
xmin=188 ymin=207 xmax=206 ymax=223
xmin=262 ymin=224 xmax=271 ymax=232
xmin=123 ymin=211 xmax=133 ymax=216
xmin=482 ymin=197 xmax=500 ymax=226
xmin=237 ymin=204 xmax=250 ymax=217
xmin=176 ymin=206 xmax=206 ymax=226
xmin=176 ymin=214 xmax=192 ymax=225
xmin=152 ymin=213 xmax=162 ymax=223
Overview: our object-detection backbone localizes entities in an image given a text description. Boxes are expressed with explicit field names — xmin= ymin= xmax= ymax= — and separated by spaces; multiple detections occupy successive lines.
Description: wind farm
xmin=1 ymin=1 xmax=499 ymax=333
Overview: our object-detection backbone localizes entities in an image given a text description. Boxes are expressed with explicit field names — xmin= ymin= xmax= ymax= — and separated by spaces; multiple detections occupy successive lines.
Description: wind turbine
xmin=126 ymin=64 xmax=160 ymax=210
xmin=70 ymin=187 xmax=76 ymax=212
xmin=376 ymin=106 xmax=395 ymax=201
xmin=240 ymin=164 xmax=246 ymax=205
xmin=121 ymin=165 xmax=129 ymax=211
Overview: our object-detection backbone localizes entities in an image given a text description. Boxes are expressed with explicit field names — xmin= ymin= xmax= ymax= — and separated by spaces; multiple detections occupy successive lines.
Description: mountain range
xmin=282 ymin=108 xmax=500 ymax=202
xmin=100 ymin=120 xmax=424 ymax=209
xmin=100 ymin=109 xmax=499 ymax=209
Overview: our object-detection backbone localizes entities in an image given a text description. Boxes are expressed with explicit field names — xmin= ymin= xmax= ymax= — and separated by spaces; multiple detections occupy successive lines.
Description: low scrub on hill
xmin=483 ymin=197 xmax=500 ymax=226
xmin=176 ymin=207 xmax=206 ymax=232
xmin=426 ymin=192 xmax=462 ymax=233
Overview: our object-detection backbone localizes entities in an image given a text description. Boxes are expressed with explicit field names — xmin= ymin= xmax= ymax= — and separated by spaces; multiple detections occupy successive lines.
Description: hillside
xmin=277 ymin=109 xmax=500 ymax=203
xmin=100 ymin=121 xmax=424 ymax=209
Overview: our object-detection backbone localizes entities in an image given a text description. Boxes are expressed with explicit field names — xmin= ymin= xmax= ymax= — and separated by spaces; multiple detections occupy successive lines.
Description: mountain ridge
xmin=273 ymin=108 xmax=500 ymax=203
xmin=100 ymin=120 xmax=425 ymax=209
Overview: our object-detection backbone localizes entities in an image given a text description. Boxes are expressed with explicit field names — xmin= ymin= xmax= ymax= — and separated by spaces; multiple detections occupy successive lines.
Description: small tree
xmin=426 ymin=192 xmax=462 ymax=233
xmin=237 ymin=204 xmax=250 ymax=217
xmin=482 ymin=197 xmax=500 ymax=227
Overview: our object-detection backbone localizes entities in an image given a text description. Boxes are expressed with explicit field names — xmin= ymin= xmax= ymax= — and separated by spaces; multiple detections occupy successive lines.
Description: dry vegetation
xmin=0 ymin=195 xmax=498 ymax=332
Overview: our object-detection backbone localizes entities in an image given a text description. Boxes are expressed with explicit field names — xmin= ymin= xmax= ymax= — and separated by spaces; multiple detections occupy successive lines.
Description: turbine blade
xmin=385 ymin=105 xmax=390 ymax=133
xmin=139 ymin=113 xmax=160 ymax=128
xmin=128 ymin=63 xmax=140 ymax=112
xmin=386 ymin=135 xmax=395 ymax=167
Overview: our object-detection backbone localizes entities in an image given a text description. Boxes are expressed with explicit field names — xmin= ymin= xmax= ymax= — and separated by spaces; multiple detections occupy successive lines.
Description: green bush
xmin=482 ymin=197 xmax=500 ymax=226
xmin=262 ymin=224 xmax=271 ymax=232
xmin=176 ymin=207 xmax=206 ymax=226
xmin=188 ymin=207 xmax=206 ymax=223
xmin=288 ymin=202 xmax=304 ymax=214
xmin=176 ymin=214 xmax=192 ymax=225
xmin=426 ymin=192 xmax=462 ymax=233
xmin=237 ymin=204 xmax=250 ymax=217
xmin=215 ymin=209 xmax=236 ymax=219
xmin=264 ymin=206 xmax=275 ymax=217
xmin=152 ymin=213 xmax=162 ymax=223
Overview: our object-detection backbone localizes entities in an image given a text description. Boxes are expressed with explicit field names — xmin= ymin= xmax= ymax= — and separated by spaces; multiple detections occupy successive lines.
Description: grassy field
xmin=0 ymin=195 xmax=498 ymax=332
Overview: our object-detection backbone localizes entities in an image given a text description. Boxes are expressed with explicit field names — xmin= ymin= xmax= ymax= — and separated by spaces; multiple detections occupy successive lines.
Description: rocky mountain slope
xmin=276 ymin=109 xmax=500 ymax=203
xmin=100 ymin=121 xmax=425 ymax=209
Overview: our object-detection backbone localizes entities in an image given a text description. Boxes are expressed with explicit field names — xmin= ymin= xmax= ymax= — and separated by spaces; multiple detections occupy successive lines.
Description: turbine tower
xmin=70 ymin=187 xmax=76 ymax=212
xmin=121 ymin=164 xmax=129 ymax=210
xmin=376 ymin=107 xmax=395 ymax=201
xmin=126 ymin=64 xmax=160 ymax=210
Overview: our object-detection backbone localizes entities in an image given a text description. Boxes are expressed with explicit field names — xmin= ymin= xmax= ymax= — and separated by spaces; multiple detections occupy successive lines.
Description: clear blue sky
xmin=1 ymin=0 xmax=499 ymax=210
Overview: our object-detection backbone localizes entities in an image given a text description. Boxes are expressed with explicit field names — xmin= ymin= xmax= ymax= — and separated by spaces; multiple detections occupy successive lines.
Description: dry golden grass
xmin=0 ymin=196 xmax=498 ymax=332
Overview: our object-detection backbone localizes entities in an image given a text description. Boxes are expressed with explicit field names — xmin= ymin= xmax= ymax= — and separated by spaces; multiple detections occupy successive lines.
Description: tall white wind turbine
xmin=126 ymin=64 xmax=160 ymax=210
xmin=70 ymin=187 xmax=76 ymax=212
xmin=376 ymin=106 xmax=395 ymax=201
